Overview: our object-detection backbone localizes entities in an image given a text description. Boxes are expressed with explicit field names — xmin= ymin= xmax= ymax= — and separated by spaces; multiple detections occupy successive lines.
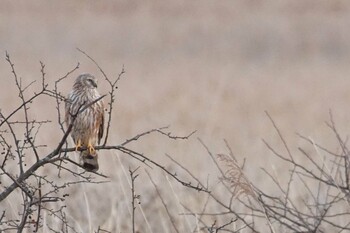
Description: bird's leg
xmin=75 ymin=139 xmax=82 ymax=151
xmin=87 ymin=142 xmax=95 ymax=154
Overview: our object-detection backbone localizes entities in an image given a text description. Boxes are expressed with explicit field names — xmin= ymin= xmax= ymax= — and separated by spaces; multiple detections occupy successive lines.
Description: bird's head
xmin=75 ymin=73 xmax=98 ymax=89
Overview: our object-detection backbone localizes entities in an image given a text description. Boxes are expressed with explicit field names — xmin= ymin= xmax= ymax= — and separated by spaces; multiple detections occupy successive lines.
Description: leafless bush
xmin=252 ymin=111 xmax=350 ymax=232
xmin=2 ymin=51 xmax=350 ymax=233
xmin=178 ymin=112 xmax=350 ymax=232
xmin=0 ymin=51 xmax=208 ymax=232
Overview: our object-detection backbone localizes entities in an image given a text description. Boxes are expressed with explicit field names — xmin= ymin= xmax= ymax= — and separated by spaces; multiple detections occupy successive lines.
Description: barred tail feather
xmin=80 ymin=150 xmax=99 ymax=172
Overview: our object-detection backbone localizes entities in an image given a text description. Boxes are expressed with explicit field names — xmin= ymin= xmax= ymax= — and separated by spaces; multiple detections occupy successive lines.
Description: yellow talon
xmin=87 ymin=143 xmax=95 ymax=154
xmin=75 ymin=139 xmax=82 ymax=151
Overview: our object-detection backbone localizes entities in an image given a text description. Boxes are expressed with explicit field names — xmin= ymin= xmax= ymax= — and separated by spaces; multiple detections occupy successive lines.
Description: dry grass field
xmin=1 ymin=0 xmax=350 ymax=232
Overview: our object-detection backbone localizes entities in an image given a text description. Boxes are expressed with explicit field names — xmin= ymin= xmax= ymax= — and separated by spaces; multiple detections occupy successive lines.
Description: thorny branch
xmin=0 ymin=52 xmax=204 ymax=232
xmin=4 ymin=51 xmax=349 ymax=232
xmin=178 ymin=112 xmax=350 ymax=232
xmin=129 ymin=167 xmax=140 ymax=233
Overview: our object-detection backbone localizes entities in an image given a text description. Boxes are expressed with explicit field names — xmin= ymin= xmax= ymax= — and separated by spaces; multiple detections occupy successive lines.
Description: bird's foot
xmin=87 ymin=143 xmax=95 ymax=154
xmin=75 ymin=139 xmax=82 ymax=151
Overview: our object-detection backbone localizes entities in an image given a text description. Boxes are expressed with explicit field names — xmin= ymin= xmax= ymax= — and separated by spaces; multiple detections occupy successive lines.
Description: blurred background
xmin=1 ymin=0 xmax=350 ymax=232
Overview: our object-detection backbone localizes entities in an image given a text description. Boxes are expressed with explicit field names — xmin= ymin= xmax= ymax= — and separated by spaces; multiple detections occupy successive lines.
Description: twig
xmin=129 ymin=167 xmax=140 ymax=233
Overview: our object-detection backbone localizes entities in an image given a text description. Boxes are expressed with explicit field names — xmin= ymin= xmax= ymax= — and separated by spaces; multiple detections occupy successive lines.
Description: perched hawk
xmin=65 ymin=74 xmax=104 ymax=172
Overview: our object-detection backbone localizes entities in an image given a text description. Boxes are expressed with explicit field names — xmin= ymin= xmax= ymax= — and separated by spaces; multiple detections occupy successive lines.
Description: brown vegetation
xmin=1 ymin=1 xmax=350 ymax=232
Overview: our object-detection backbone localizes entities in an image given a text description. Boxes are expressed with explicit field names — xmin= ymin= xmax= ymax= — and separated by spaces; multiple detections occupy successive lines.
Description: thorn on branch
xmin=129 ymin=166 xmax=140 ymax=233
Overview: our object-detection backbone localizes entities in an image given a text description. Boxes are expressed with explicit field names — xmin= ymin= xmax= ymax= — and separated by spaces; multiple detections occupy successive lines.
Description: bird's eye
xmin=87 ymin=79 xmax=97 ymax=87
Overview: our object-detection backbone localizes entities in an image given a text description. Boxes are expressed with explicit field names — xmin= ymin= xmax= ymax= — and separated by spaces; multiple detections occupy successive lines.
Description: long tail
xmin=80 ymin=150 xmax=99 ymax=172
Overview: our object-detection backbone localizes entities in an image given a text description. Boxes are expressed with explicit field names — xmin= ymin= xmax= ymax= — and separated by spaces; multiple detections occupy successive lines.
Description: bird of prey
xmin=65 ymin=73 xmax=104 ymax=171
